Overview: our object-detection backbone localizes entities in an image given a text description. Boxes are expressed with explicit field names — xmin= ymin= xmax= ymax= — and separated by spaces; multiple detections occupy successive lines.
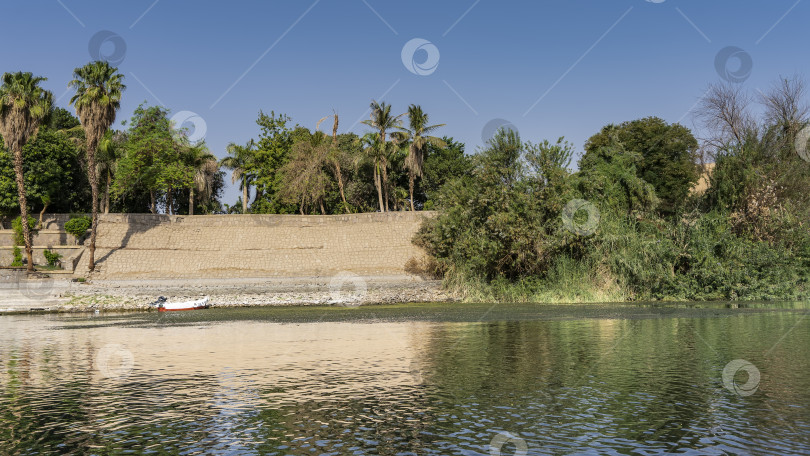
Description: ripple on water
xmin=0 ymin=307 xmax=808 ymax=455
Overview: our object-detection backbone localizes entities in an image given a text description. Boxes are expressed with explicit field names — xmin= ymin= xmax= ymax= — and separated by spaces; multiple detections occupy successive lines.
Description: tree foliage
xmin=583 ymin=117 xmax=698 ymax=216
xmin=250 ymin=111 xmax=296 ymax=214
xmin=0 ymin=129 xmax=90 ymax=215
xmin=0 ymin=71 xmax=53 ymax=270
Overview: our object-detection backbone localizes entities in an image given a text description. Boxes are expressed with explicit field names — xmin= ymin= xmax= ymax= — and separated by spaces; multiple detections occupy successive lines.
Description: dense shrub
xmin=64 ymin=216 xmax=91 ymax=240
xmin=415 ymin=131 xmax=577 ymax=282
xmin=12 ymin=216 xmax=38 ymax=246
xmin=43 ymin=249 xmax=62 ymax=267
xmin=417 ymin=128 xmax=810 ymax=302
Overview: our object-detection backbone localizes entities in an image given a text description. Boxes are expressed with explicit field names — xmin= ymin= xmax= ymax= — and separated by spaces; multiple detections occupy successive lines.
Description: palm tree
xmin=186 ymin=144 xmax=219 ymax=215
xmin=69 ymin=61 xmax=125 ymax=272
xmin=362 ymin=101 xmax=405 ymax=212
xmin=317 ymin=112 xmax=350 ymax=213
xmin=97 ymin=131 xmax=123 ymax=214
xmin=399 ymin=105 xmax=445 ymax=211
xmin=0 ymin=72 xmax=53 ymax=271
xmin=220 ymin=140 xmax=256 ymax=214
xmin=358 ymin=133 xmax=397 ymax=212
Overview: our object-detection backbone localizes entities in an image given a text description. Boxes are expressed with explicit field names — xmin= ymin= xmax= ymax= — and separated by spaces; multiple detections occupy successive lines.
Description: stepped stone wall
xmin=67 ymin=212 xmax=434 ymax=279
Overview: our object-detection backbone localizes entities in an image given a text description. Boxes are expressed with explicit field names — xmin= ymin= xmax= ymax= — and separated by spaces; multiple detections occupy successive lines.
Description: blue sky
xmin=2 ymin=0 xmax=807 ymax=205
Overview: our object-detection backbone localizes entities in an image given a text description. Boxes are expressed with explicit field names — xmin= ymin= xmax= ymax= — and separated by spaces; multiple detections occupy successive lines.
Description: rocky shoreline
xmin=0 ymin=274 xmax=456 ymax=313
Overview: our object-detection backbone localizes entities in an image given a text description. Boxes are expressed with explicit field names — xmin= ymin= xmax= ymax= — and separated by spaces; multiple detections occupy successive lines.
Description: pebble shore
xmin=46 ymin=276 xmax=456 ymax=312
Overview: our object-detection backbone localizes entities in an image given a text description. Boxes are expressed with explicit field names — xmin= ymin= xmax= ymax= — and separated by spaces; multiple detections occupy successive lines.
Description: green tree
xmin=0 ymin=72 xmax=53 ymax=271
xmin=279 ymin=130 xmax=331 ymax=214
xmin=583 ymin=117 xmax=699 ymax=216
xmin=220 ymin=140 xmax=256 ymax=214
xmin=0 ymin=130 xmax=90 ymax=218
xmin=223 ymin=198 xmax=244 ymax=214
xmin=46 ymin=107 xmax=81 ymax=131
xmin=358 ymin=132 xmax=398 ymax=212
xmin=97 ymin=130 xmax=123 ymax=214
xmin=251 ymin=111 xmax=295 ymax=213
xmin=185 ymin=144 xmax=219 ymax=215
xmin=420 ymin=137 xmax=472 ymax=209
xmin=575 ymin=140 xmax=659 ymax=216
xmin=69 ymin=61 xmax=126 ymax=271
xmin=336 ymin=132 xmax=377 ymax=212
xmin=416 ymin=130 xmax=548 ymax=280
xmin=113 ymin=104 xmax=174 ymax=213
xmin=362 ymin=101 xmax=406 ymax=212
xmin=397 ymin=105 xmax=445 ymax=211
xmin=317 ymin=113 xmax=350 ymax=213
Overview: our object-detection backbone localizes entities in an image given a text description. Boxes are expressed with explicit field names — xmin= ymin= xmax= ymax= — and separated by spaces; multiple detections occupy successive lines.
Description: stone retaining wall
xmin=0 ymin=230 xmax=80 ymax=247
xmin=69 ymin=212 xmax=434 ymax=279
xmin=0 ymin=245 xmax=80 ymax=266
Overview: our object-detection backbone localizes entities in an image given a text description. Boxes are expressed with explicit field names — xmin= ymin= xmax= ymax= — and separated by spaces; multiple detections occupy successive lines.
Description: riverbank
xmin=0 ymin=274 xmax=454 ymax=313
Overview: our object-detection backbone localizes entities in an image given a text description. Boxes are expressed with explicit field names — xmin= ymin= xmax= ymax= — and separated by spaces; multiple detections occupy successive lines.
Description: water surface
xmin=1 ymin=302 xmax=808 ymax=455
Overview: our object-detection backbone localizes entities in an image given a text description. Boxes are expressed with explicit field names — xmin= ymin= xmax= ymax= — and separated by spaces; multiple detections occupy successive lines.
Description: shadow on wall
xmin=94 ymin=214 xmax=166 ymax=267
xmin=63 ymin=212 xmax=435 ymax=277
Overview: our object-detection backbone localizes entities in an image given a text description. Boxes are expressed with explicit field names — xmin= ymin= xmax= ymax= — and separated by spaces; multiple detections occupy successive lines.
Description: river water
xmin=1 ymin=302 xmax=808 ymax=455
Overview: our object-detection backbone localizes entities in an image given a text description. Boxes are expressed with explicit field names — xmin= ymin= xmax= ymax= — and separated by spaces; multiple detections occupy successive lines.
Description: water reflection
xmin=1 ymin=306 xmax=808 ymax=455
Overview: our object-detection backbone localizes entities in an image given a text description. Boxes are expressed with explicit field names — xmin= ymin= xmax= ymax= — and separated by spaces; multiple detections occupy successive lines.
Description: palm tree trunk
xmin=87 ymin=143 xmax=99 ymax=272
xmin=319 ymin=198 xmax=325 ymax=215
xmin=189 ymin=188 xmax=194 ymax=215
xmin=380 ymin=131 xmax=389 ymax=212
xmin=242 ymin=184 xmax=248 ymax=214
xmin=333 ymin=160 xmax=349 ymax=213
xmin=381 ymin=163 xmax=390 ymax=212
xmin=409 ymin=173 xmax=415 ymax=211
xmin=374 ymin=165 xmax=384 ymax=212
xmin=104 ymin=170 xmax=111 ymax=214
xmin=331 ymin=114 xmax=349 ymax=213
xmin=12 ymin=146 xmax=34 ymax=272
xmin=150 ymin=191 xmax=156 ymax=214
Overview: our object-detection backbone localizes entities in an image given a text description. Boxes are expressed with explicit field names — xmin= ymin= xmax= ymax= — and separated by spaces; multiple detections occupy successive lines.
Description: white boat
xmin=154 ymin=296 xmax=210 ymax=312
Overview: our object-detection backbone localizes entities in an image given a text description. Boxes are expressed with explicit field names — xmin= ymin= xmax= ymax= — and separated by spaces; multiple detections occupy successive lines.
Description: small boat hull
xmin=158 ymin=297 xmax=210 ymax=312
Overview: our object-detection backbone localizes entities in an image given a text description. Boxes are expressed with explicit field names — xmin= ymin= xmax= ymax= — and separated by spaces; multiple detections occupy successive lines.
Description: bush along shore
xmin=415 ymin=79 xmax=810 ymax=303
